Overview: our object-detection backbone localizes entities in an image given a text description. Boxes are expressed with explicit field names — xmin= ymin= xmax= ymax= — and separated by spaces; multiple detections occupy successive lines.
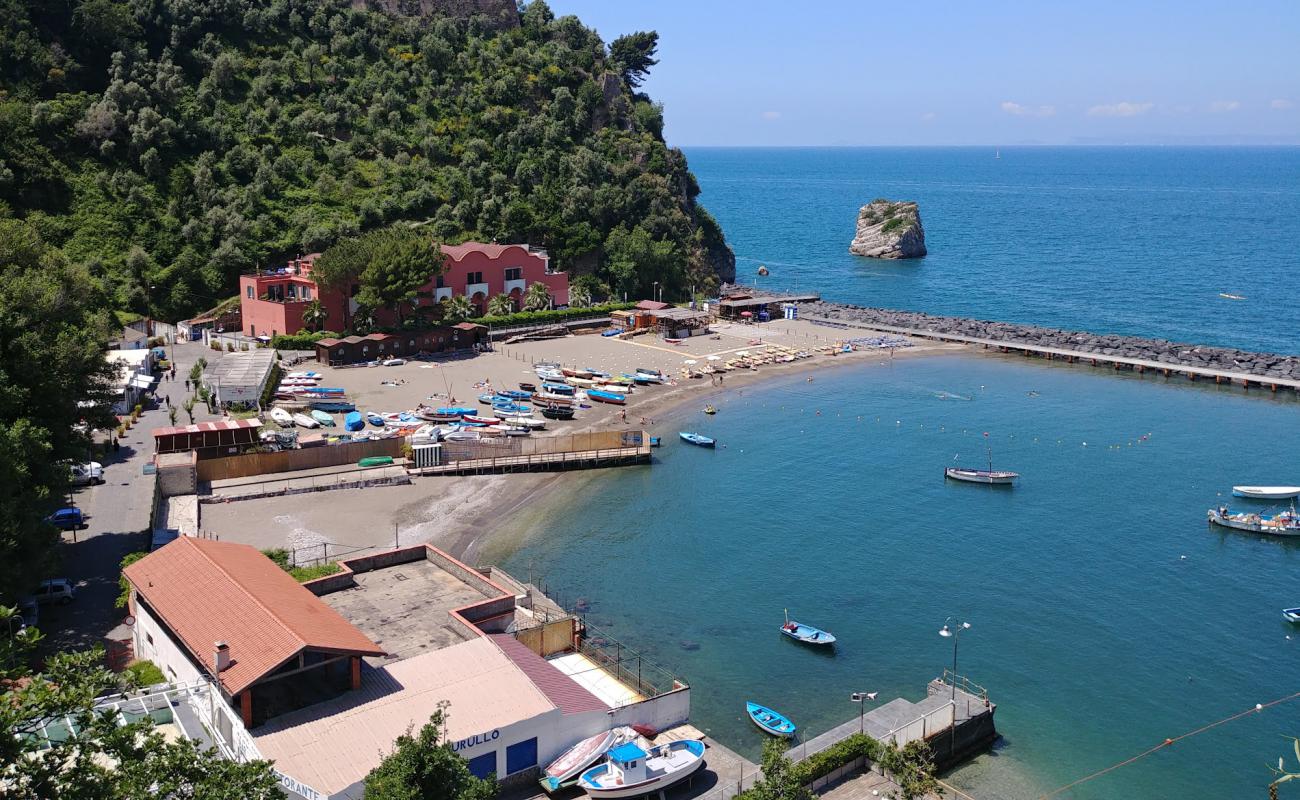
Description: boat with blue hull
xmin=587 ymin=389 xmax=626 ymax=405
xmin=343 ymin=411 xmax=364 ymax=432
xmin=1283 ymin=608 xmax=1300 ymax=623
xmin=780 ymin=611 xmax=836 ymax=646
xmin=746 ymin=702 xmax=796 ymax=737
xmin=366 ymin=412 xmax=385 ymax=427
xmin=679 ymin=432 xmax=716 ymax=448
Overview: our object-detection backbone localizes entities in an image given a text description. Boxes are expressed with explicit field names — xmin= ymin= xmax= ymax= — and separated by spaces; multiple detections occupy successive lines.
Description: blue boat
xmin=479 ymin=393 xmax=496 ymax=405
xmin=366 ymin=412 xmax=385 ymax=427
xmin=601 ymin=328 xmax=621 ymax=337
xmin=780 ymin=613 xmax=836 ymax=646
xmin=493 ymin=401 xmax=531 ymax=414
xmin=308 ymin=387 xmax=346 ymax=394
xmin=344 ymin=411 xmax=364 ymax=432
xmin=583 ymin=368 xmax=610 ymax=379
xmin=436 ymin=407 xmax=477 ymax=416
xmin=310 ymin=400 xmax=356 ymax=412
xmin=679 ymin=432 xmax=715 ymax=447
xmin=746 ymin=702 xmax=796 ymax=737
xmin=541 ymin=382 xmax=575 ymax=396
xmin=496 ymin=389 xmax=533 ymax=401
xmin=587 ymin=390 xmax=626 ymax=405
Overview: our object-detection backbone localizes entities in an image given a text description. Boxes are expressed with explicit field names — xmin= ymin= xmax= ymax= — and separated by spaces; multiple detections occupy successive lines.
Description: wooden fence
xmin=440 ymin=429 xmax=644 ymax=462
xmin=197 ymin=438 xmax=403 ymax=481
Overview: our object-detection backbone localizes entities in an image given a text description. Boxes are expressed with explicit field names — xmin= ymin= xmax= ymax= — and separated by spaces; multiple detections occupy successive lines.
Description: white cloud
xmin=1209 ymin=100 xmax=1240 ymax=113
xmin=761 ymin=110 xmax=781 ymax=121
xmin=1000 ymin=101 xmax=1055 ymax=117
xmin=920 ymin=111 xmax=937 ymax=122
xmin=1272 ymin=98 xmax=1295 ymax=110
xmin=1087 ymin=101 xmax=1153 ymax=117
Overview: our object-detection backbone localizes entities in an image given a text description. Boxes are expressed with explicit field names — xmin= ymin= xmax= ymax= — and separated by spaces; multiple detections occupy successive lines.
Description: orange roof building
xmin=124 ymin=537 xmax=383 ymax=726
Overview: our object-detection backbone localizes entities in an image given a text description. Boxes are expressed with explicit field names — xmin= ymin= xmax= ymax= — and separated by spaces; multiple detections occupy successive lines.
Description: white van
xmin=69 ymin=462 xmax=104 ymax=486
xmin=29 ymin=578 xmax=76 ymax=606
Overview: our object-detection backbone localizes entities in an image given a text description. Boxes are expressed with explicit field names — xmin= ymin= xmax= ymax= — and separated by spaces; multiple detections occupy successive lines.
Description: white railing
xmin=883 ymin=699 xmax=955 ymax=746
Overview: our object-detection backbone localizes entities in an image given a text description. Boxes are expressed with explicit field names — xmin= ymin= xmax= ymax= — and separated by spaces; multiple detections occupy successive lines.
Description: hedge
xmin=735 ymin=733 xmax=937 ymax=800
xmin=474 ymin=302 xmax=636 ymax=328
xmin=271 ymin=330 xmax=340 ymax=350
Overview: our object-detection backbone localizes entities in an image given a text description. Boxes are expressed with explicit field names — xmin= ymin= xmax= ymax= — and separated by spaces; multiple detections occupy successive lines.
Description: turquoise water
xmin=684 ymin=146 xmax=1300 ymax=354
xmin=504 ymin=356 xmax=1300 ymax=798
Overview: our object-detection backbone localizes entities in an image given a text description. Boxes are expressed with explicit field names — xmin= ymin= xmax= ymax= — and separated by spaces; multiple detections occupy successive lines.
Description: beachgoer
xmin=165 ymin=394 xmax=170 ymax=407
xmin=185 ymin=379 xmax=191 ymax=391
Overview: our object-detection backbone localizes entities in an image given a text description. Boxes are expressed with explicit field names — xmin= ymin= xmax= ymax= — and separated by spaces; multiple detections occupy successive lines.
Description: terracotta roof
xmin=489 ymin=634 xmax=607 ymax=714
xmin=151 ymin=418 xmax=262 ymax=438
xmin=635 ymin=300 xmax=672 ymax=311
xmin=452 ymin=322 xmax=486 ymax=331
xmin=440 ymin=242 xmax=540 ymax=263
xmin=315 ymin=338 xmax=341 ymax=347
xmin=124 ymin=538 xmax=383 ymax=695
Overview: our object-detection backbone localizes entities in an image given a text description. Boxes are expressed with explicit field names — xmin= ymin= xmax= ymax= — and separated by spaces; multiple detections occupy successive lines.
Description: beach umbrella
xmin=737 ymin=350 xmax=750 ymax=357
xmin=740 ymin=311 xmax=753 ymax=317
xmin=707 ymin=355 xmax=721 ymax=361
xmin=684 ymin=359 xmax=698 ymax=365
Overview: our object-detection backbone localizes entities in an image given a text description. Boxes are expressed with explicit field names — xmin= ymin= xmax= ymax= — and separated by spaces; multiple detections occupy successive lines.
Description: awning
xmin=129 ymin=374 xmax=154 ymax=389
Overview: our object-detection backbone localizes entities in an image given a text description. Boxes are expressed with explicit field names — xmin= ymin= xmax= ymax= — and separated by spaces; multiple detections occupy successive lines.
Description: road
xmin=37 ymin=340 xmax=225 ymax=663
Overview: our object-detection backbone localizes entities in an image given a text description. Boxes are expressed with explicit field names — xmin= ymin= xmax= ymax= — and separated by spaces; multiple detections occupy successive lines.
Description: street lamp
xmin=939 ymin=617 xmax=971 ymax=755
xmin=849 ymin=691 xmax=878 ymax=735
xmin=652 ymin=281 xmax=660 ymax=303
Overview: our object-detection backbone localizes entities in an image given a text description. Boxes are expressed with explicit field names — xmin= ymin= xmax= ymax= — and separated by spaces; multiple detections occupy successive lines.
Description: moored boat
xmin=541 ymin=729 xmax=621 ymax=793
xmin=1283 ymin=608 xmax=1300 ymax=623
xmin=679 ymin=432 xmax=715 ymax=447
xmin=270 ymin=407 xmax=294 ymax=427
xmin=780 ymin=611 xmax=836 ymax=646
xmin=577 ymin=740 xmax=706 ymax=799
xmin=587 ymin=389 xmax=626 ymax=405
xmin=944 ymin=467 xmax=1019 ymax=485
xmin=1232 ymin=486 xmax=1300 ymax=500
xmin=1207 ymin=506 xmax=1300 ymax=536
xmin=746 ymin=702 xmax=796 ymax=737
xmin=497 ymin=389 xmax=533 ymax=401
xmin=292 ymin=412 xmax=319 ymax=429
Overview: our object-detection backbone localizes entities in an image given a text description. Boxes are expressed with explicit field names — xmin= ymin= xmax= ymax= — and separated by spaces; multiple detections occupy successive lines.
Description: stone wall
xmin=805 ymin=301 xmax=1300 ymax=381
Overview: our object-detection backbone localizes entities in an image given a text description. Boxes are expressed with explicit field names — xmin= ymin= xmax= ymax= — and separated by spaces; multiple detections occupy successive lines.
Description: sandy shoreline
xmin=202 ymin=320 xmax=960 ymax=566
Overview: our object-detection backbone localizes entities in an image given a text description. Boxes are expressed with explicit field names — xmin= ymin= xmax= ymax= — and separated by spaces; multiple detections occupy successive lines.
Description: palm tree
xmin=182 ymin=398 xmax=196 ymax=424
xmin=441 ymin=294 xmax=475 ymax=323
xmin=302 ymin=299 xmax=329 ymax=332
xmin=568 ymin=284 xmax=592 ymax=309
xmin=523 ymin=281 xmax=551 ymax=312
xmin=352 ymin=305 xmax=377 ymax=334
xmin=486 ymin=293 xmax=514 ymax=317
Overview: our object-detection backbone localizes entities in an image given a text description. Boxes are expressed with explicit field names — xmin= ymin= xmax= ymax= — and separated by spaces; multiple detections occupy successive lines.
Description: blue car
xmin=45 ymin=507 xmax=85 ymax=530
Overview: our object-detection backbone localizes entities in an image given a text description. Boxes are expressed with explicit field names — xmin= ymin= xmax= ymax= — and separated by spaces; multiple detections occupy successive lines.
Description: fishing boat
xmin=497 ymin=389 xmax=533 ymax=401
xmin=584 ymin=368 xmax=611 ymax=380
xmin=587 ymin=389 xmax=626 ymax=405
xmin=602 ymin=375 xmax=633 ymax=386
xmin=593 ymin=383 xmax=630 ymax=395
xmin=745 ymin=702 xmax=796 ymax=737
xmin=536 ymin=368 xmax=566 ymax=382
xmin=535 ymin=392 xmax=576 ymax=406
xmin=541 ymin=405 xmax=576 ymax=420
xmin=287 ymin=371 xmax=320 ymax=379
xmin=945 ymin=435 xmax=1018 ymax=485
xmin=636 ymin=367 xmax=665 ymax=379
xmin=780 ymin=611 xmax=836 ymax=646
xmin=478 ymin=393 xmax=497 ymax=405
xmin=577 ymin=741 xmax=706 ymax=799
xmin=1232 ymin=486 xmax=1300 ymax=500
xmin=343 ymin=411 xmax=364 ymax=432
xmin=358 ymin=455 xmax=394 ymax=467
xmin=679 ymin=432 xmax=715 ymax=447
xmin=502 ymin=417 xmax=546 ymax=430
xmin=270 ymin=408 xmax=294 ymax=427
xmin=1219 ymin=293 xmax=1247 ymax=300
xmin=310 ymin=410 xmax=336 ymax=427
xmin=492 ymin=401 xmax=531 ymax=414
xmin=519 ymin=382 xmax=538 ymax=392
xmin=567 ymin=376 xmax=596 ymax=388
xmin=562 ymin=368 xmax=593 ymax=379
xmin=1284 ymin=608 xmax=1300 ymax=623
xmin=366 ymin=412 xmax=386 ymax=427
xmin=626 ymin=373 xmax=659 ymax=385
xmin=1207 ymin=506 xmax=1300 ymax=536
xmin=703 ymin=405 xmax=716 ymax=415
xmin=463 ymin=415 xmax=502 ymax=426
xmin=541 ymin=729 xmax=622 ymax=793
xmin=292 ymin=413 xmax=320 ymax=428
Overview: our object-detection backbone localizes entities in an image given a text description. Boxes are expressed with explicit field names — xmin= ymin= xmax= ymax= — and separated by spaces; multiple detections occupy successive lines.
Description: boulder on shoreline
xmin=849 ymin=199 xmax=927 ymax=259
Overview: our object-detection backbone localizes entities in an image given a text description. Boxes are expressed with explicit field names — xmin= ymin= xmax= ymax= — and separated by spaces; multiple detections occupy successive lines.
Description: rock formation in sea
xmin=849 ymin=200 xmax=927 ymax=259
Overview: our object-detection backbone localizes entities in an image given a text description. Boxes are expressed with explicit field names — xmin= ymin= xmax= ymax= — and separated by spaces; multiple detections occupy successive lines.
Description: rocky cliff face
xmin=849 ymin=200 xmax=927 ymax=259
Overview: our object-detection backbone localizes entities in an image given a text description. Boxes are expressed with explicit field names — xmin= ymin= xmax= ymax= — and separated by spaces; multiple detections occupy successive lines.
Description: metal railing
xmin=939 ymin=669 xmax=988 ymax=702
xmin=882 ymin=699 xmax=955 ymax=747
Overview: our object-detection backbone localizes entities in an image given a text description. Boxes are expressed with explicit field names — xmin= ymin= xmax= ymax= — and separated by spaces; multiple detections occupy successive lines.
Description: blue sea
xmin=685 ymin=146 xmax=1300 ymax=355
xmin=498 ymin=149 xmax=1300 ymax=799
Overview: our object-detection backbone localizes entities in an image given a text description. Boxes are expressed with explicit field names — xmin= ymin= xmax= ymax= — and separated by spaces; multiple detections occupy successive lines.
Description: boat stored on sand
xmin=270 ymin=408 xmax=293 ymax=427
xmin=343 ymin=411 xmax=364 ymax=432
xmin=587 ymin=389 xmax=626 ymax=405
xmin=541 ymin=729 xmax=622 ymax=792
xmin=366 ymin=412 xmax=386 ymax=427
xmin=577 ymin=741 xmax=706 ymax=799
xmin=292 ymin=413 xmax=319 ymax=429
xmin=541 ymin=405 xmax=576 ymax=420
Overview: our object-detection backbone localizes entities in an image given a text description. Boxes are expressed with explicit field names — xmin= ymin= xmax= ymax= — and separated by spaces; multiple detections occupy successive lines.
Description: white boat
xmin=944 ymin=467 xmax=1019 ymax=485
xmin=1232 ymin=486 xmax=1300 ymax=500
xmin=292 ymin=413 xmax=319 ymax=428
xmin=502 ymin=417 xmax=546 ymax=429
xmin=270 ymin=408 xmax=294 ymax=427
xmin=578 ymin=740 xmax=706 ymax=799
xmin=541 ymin=729 xmax=621 ymax=792
xmin=1283 ymin=608 xmax=1300 ymax=623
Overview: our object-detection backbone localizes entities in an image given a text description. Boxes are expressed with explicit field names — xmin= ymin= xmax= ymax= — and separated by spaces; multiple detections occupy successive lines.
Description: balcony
xmin=434 ymin=287 xmax=453 ymax=302
xmin=465 ymin=282 xmax=489 ymax=298
xmin=504 ymin=278 xmax=526 ymax=295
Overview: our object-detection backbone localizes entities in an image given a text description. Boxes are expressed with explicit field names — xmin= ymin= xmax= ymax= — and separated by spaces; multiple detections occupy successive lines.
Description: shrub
xmin=116 ymin=552 xmax=149 ymax=608
xmin=124 ymin=659 xmax=167 ymax=687
xmin=271 ymin=330 xmax=337 ymax=350
xmin=261 ymin=548 xmax=291 ymax=569
xmin=225 ymin=342 xmax=235 ymax=352
xmin=289 ymin=563 xmax=343 ymax=582
xmin=477 ymin=302 xmax=636 ymax=329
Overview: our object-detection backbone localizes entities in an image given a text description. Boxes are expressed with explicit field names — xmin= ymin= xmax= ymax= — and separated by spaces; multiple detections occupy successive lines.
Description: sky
xmin=547 ymin=0 xmax=1300 ymax=146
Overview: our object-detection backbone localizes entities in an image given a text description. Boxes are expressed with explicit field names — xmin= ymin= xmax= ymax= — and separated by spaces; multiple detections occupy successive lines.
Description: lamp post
xmin=849 ymin=691 xmax=878 ymax=735
xmin=652 ymin=281 xmax=660 ymax=304
xmin=938 ymin=617 xmax=971 ymax=755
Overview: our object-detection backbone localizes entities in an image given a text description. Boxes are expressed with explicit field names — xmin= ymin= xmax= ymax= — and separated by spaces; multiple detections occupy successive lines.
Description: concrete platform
xmin=548 ymin=652 xmax=644 ymax=707
xmin=200 ymin=460 xmax=410 ymax=501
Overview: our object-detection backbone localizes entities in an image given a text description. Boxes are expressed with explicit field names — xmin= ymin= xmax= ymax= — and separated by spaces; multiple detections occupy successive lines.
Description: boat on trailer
xmin=1232 ymin=486 xmax=1300 ymax=500
xmin=746 ymin=702 xmax=796 ymax=737
xmin=1207 ymin=506 xmax=1300 ymax=536
xmin=577 ymin=740 xmax=706 ymax=799
xmin=540 ymin=729 xmax=622 ymax=793
xmin=780 ymin=610 xmax=836 ymax=646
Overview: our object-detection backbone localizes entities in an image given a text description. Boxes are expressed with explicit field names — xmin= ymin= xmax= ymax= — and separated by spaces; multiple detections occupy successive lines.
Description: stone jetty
xmin=806 ymin=300 xmax=1300 ymax=382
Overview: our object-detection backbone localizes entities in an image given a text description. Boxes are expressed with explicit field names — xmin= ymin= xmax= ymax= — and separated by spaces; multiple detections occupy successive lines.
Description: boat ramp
xmin=410 ymin=430 xmax=653 ymax=476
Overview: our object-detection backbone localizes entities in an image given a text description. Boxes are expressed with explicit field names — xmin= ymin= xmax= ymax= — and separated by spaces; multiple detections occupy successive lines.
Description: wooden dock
xmin=803 ymin=315 xmax=1300 ymax=393
xmin=410 ymin=444 xmax=651 ymax=476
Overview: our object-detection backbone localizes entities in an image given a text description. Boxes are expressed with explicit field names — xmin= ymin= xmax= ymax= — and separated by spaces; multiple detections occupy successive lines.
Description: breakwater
xmin=800 ymin=300 xmax=1300 ymax=391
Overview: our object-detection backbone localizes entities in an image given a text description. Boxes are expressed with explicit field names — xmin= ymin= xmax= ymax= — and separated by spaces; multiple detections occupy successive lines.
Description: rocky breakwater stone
xmin=805 ymin=301 xmax=1300 ymax=381
xmin=849 ymin=199 xmax=927 ymax=259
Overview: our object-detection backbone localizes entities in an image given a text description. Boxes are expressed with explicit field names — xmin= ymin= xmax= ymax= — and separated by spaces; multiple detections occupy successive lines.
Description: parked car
xmin=69 ymin=461 xmax=104 ymax=486
xmin=44 ymin=507 xmax=85 ymax=530
xmin=29 ymin=578 xmax=76 ymax=606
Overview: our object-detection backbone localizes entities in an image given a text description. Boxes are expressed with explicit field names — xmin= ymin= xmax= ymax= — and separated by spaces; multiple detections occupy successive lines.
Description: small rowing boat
xmin=270 ymin=408 xmax=293 ymax=427
xmin=311 ymin=410 xmax=336 ymax=427
xmin=1283 ymin=608 xmax=1300 ymax=623
xmin=541 ymin=405 xmax=576 ymax=420
xmin=746 ymin=702 xmax=796 ymax=737
xmin=577 ymin=741 xmax=706 ymax=799
xmin=344 ymin=411 xmax=364 ymax=431
xmin=292 ymin=413 xmax=319 ymax=429
xmin=703 ymin=405 xmax=716 ymax=415
xmin=496 ymin=389 xmax=533 ymax=401
xmin=541 ymin=382 xmax=575 ymax=396
xmin=679 ymin=432 xmax=715 ymax=447
xmin=1232 ymin=486 xmax=1300 ymax=500
xmin=780 ymin=610 xmax=836 ymax=646
xmin=1219 ymin=293 xmax=1247 ymax=300
xmin=541 ymin=729 xmax=621 ymax=793
xmin=945 ymin=467 xmax=1019 ymax=485
xmin=562 ymin=367 xmax=593 ymax=379
xmin=587 ymin=389 xmax=626 ymax=405
xmin=1207 ymin=506 xmax=1300 ymax=536
xmin=462 ymin=415 xmax=502 ymax=426
xmin=366 ymin=412 xmax=385 ymax=427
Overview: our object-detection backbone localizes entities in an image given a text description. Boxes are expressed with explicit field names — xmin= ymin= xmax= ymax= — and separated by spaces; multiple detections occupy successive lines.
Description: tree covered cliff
xmin=0 ymin=0 xmax=733 ymax=319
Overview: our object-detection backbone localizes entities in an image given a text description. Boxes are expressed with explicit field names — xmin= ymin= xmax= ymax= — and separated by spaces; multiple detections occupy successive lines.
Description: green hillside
xmin=0 ymin=0 xmax=734 ymax=319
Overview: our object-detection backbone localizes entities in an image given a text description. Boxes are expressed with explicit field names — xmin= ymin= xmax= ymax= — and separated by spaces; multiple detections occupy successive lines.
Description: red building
xmin=239 ymin=243 xmax=567 ymax=338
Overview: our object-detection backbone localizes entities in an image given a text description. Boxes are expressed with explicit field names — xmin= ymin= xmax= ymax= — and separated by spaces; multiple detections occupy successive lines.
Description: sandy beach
xmin=202 ymin=319 xmax=961 ymax=565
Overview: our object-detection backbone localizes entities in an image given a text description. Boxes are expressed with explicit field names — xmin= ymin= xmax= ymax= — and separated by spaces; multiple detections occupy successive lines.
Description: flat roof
xmin=718 ymin=292 xmax=821 ymax=307
xmin=205 ymin=349 xmax=277 ymax=391
xmin=152 ymin=418 xmax=262 ymax=439
xmin=253 ymin=637 xmax=558 ymax=797
xmin=319 ymin=558 xmax=498 ymax=662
